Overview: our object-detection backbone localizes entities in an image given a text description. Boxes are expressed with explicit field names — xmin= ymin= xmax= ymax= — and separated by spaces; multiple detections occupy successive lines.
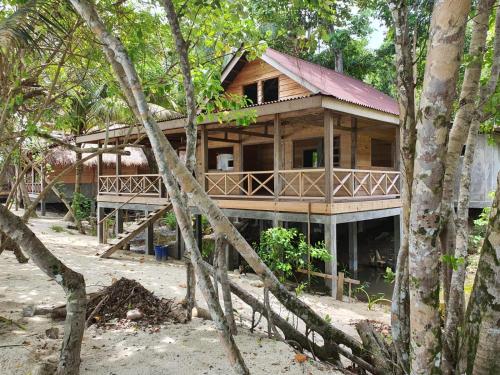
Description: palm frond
xmin=0 ymin=0 xmax=68 ymax=51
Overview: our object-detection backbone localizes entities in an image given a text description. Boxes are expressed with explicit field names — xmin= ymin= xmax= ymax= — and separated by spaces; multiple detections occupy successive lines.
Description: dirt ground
xmin=0 ymin=211 xmax=390 ymax=374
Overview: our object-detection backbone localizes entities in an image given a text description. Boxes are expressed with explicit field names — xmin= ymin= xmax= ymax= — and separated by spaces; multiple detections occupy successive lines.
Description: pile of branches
xmin=85 ymin=278 xmax=186 ymax=328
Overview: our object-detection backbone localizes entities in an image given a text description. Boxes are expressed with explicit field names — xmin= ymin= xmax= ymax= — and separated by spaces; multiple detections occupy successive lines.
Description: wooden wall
xmin=225 ymin=59 xmax=311 ymax=102
xmin=198 ymin=113 xmax=397 ymax=177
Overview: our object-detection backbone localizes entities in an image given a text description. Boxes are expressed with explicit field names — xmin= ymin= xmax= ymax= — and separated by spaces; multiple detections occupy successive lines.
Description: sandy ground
xmin=0 ymin=211 xmax=389 ymax=374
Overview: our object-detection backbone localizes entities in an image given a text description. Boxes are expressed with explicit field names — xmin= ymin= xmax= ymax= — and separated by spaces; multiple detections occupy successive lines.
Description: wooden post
xmin=336 ymin=272 xmax=344 ymax=301
xmin=201 ymin=126 xmax=208 ymax=190
xmin=351 ymin=117 xmax=357 ymax=169
xmin=324 ymin=215 xmax=338 ymax=298
xmin=348 ymin=222 xmax=358 ymax=278
xmin=97 ymin=205 xmax=105 ymax=244
xmin=115 ymin=141 xmax=123 ymax=236
xmin=97 ymin=141 xmax=103 ymax=195
xmin=40 ymin=164 xmax=46 ymax=216
xmin=273 ymin=114 xmax=281 ymax=199
xmin=394 ymin=124 xmax=401 ymax=170
xmin=324 ymin=110 xmax=334 ymax=203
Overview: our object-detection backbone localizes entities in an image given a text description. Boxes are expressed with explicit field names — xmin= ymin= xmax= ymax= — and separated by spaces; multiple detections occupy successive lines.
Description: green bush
xmin=469 ymin=206 xmax=491 ymax=253
xmin=163 ymin=211 xmax=177 ymax=230
xmin=257 ymin=227 xmax=331 ymax=282
xmin=71 ymin=192 xmax=93 ymax=221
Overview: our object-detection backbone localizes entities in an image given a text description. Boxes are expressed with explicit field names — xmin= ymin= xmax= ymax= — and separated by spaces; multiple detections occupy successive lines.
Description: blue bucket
xmin=154 ymin=245 xmax=163 ymax=261
xmin=161 ymin=245 xmax=168 ymax=261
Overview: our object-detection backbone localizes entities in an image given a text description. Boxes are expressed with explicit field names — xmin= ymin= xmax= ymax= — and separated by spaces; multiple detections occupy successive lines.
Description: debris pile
xmin=85 ymin=277 xmax=186 ymax=328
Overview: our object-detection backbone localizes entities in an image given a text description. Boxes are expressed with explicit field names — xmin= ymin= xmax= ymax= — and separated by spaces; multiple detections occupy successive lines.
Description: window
xmin=371 ymin=138 xmax=394 ymax=167
xmin=303 ymin=149 xmax=319 ymax=168
xmin=263 ymin=78 xmax=279 ymax=102
xmin=243 ymin=83 xmax=258 ymax=104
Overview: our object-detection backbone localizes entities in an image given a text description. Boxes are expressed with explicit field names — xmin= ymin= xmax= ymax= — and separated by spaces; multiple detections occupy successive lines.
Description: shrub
xmin=50 ymin=225 xmax=64 ymax=233
xmin=71 ymin=192 xmax=93 ymax=221
xmin=257 ymin=227 xmax=331 ymax=282
xmin=163 ymin=211 xmax=177 ymax=230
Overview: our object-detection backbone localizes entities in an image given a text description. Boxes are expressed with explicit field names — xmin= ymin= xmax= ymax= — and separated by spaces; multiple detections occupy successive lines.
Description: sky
xmin=367 ymin=17 xmax=387 ymax=50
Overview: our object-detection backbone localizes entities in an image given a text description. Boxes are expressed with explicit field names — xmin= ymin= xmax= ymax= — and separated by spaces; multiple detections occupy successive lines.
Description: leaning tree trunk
xmin=160 ymin=0 xmax=199 ymax=321
xmin=460 ymin=173 xmax=499 ymax=374
xmin=70 ymin=0 xmax=367 ymax=368
xmin=388 ymin=1 xmax=417 ymax=371
xmin=408 ymin=0 xmax=470 ymax=373
xmin=442 ymin=4 xmax=500 ymax=372
xmin=0 ymin=204 xmax=86 ymax=374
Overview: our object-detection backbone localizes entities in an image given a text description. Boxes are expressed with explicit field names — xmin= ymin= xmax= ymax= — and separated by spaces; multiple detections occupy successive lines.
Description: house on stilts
xmin=37 ymin=48 xmax=497 ymax=298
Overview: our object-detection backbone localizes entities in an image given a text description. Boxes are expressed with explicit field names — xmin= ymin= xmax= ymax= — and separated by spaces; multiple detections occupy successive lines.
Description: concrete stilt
xmin=40 ymin=200 xmax=46 ymax=216
xmin=115 ymin=209 xmax=124 ymax=235
xmin=348 ymin=221 xmax=358 ymax=278
xmin=324 ymin=216 xmax=338 ymax=298
xmin=176 ymin=223 xmax=185 ymax=260
xmin=97 ymin=206 xmax=105 ymax=244
xmin=145 ymin=211 xmax=154 ymax=255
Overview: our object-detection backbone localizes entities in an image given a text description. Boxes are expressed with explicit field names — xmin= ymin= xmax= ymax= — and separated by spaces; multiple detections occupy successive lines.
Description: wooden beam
xmin=201 ymin=126 xmax=208 ymax=189
xmin=207 ymin=137 xmax=241 ymax=144
xmin=351 ymin=117 xmax=358 ymax=169
xmin=324 ymin=110 xmax=334 ymax=203
xmin=210 ymin=128 xmax=274 ymax=139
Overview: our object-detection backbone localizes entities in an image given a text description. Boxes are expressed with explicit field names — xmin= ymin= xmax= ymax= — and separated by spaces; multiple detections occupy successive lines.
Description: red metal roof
xmin=263 ymin=48 xmax=399 ymax=115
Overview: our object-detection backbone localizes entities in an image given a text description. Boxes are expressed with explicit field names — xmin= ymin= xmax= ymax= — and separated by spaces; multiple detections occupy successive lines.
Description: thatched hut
xmin=39 ymin=145 xmax=150 ymax=203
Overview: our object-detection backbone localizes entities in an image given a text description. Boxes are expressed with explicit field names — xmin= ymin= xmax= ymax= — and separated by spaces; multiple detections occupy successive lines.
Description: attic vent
xmin=263 ymin=78 xmax=279 ymax=102
xmin=243 ymin=83 xmax=258 ymax=104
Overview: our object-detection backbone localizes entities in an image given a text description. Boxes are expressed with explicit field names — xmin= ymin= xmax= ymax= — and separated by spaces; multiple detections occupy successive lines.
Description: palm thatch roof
xmin=47 ymin=145 xmax=148 ymax=167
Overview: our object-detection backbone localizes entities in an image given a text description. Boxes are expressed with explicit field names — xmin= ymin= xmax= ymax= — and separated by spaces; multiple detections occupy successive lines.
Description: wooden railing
xmin=26 ymin=182 xmax=42 ymax=194
xmin=98 ymin=169 xmax=400 ymax=201
xmin=331 ymin=168 xmax=400 ymax=200
xmin=99 ymin=175 xmax=164 ymax=197
xmin=278 ymin=169 xmax=326 ymax=198
xmin=205 ymin=171 xmax=274 ymax=198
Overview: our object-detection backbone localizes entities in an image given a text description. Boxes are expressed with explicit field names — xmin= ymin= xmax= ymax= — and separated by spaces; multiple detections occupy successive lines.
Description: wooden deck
xmin=97 ymin=168 xmax=401 ymax=215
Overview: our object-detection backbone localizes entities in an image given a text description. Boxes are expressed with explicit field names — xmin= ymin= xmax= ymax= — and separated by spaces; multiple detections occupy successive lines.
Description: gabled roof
xmin=222 ymin=48 xmax=399 ymax=115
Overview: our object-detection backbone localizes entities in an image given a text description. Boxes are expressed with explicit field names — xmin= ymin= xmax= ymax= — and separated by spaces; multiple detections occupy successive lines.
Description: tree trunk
xmin=160 ymin=0 xmax=199 ymax=319
xmin=444 ymin=7 xmax=500 ymax=373
xmin=440 ymin=0 xmax=495 ymax=311
xmin=0 ymin=205 xmax=86 ymax=374
xmin=216 ymin=234 xmax=237 ymax=335
xmin=461 ymin=174 xmax=499 ymax=374
xmin=388 ymin=1 xmax=417 ymax=371
xmin=408 ymin=1 xmax=470 ymax=373
xmin=70 ymin=0 xmax=365 ymax=367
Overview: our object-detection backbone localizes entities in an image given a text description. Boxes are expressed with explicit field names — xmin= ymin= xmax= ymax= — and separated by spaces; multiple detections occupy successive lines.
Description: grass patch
xmin=50 ymin=225 xmax=65 ymax=233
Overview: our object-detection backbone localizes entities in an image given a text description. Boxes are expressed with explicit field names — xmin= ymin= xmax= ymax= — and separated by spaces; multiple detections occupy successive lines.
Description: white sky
xmin=367 ymin=17 xmax=387 ymax=50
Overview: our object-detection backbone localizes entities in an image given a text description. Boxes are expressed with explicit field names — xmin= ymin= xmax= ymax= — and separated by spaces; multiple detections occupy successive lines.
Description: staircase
xmin=100 ymin=204 xmax=172 ymax=258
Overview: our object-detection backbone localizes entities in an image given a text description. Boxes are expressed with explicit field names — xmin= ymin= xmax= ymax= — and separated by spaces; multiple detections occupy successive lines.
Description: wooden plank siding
xmin=225 ymin=59 xmax=311 ymax=101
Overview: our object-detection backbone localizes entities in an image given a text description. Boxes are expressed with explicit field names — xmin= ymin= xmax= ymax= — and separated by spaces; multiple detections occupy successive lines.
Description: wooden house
xmin=72 ymin=48 xmax=498 ymax=298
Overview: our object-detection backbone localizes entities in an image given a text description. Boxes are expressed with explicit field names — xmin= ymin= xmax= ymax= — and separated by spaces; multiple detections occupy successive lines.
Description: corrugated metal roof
xmin=263 ymin=48 xmax=399 ymax=115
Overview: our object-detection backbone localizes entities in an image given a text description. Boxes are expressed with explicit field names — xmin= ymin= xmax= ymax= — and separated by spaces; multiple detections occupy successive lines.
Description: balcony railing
xmin=26 ymin=182 xmax=42 ymax=194
xmin=98 ymin=168 xmax=400 ymax=202
xmin=99 ymin=174 xmax=164 ymax=198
